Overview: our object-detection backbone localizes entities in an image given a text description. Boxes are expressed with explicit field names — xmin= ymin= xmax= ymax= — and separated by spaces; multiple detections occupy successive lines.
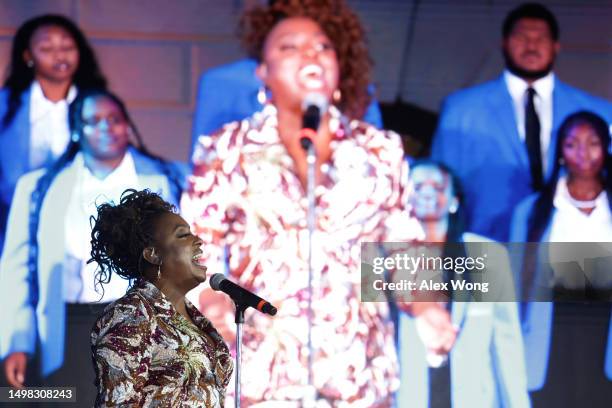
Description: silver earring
xmin=448 ymin=203 xmax=458 ymax=214
xmin=26 ymin=60 xmax=34 ymax=68
xmin=71 ymin=131 xmax=79 ymax=143
xmin=156 ymin=262 xmax=162 ymax=280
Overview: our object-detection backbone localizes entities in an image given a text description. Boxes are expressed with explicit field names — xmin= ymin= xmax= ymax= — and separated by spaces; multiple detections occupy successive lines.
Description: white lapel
xmin=36 ymin=163 xmax=78 ymax=307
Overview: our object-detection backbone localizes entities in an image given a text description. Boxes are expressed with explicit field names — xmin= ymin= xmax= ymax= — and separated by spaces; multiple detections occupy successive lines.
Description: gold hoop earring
xmin=257 ymin=86 xmax=268 ymax=105
xmin=332 ymin=89 xmax=341 ymax=104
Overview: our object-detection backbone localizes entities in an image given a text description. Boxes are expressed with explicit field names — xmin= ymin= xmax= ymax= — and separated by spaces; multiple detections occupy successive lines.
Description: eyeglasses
xmin=82 ymin=115 xmax=127 ymax=128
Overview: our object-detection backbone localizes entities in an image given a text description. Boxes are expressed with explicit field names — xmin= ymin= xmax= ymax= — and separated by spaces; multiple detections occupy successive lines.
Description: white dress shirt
xmin=29 ymin=81 xmax=77 ymax=168
xmin=63 ymin=151 xmax=138 ymax=303
xmin=504 ymin=70 xmax=554 ymax=171
xmin=549 ymin=176 xmax=612 ymax=242
xmin=548 ymin=176 xmax=612 ymax=289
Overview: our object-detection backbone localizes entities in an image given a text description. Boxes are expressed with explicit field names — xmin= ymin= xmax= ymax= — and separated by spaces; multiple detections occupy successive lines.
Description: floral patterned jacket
xmin=91 ymin=279 xmax=233 ymax=407
xmin=182 ymin=105 xmax=422 ymax=406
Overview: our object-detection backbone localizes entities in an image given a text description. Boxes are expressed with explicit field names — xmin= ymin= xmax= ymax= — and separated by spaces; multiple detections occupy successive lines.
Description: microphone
xmin=300 ymin=92 xmax=328 ymax=151
xmin=209 ymin=273 xmax=277 ymax=316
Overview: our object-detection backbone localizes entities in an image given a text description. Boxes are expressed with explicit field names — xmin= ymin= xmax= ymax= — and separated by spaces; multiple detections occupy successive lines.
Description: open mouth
xmin=192 ymin=252 xmax=207 ymax=269
xmin=298 ymin=64 xmax=325 ymax=89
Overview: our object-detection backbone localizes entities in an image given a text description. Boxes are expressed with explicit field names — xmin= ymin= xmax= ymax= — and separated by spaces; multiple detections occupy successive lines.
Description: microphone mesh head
xmin=301 ymin=92 xmax=328 ymax=113
xmin=209 ymin=273 xmax=225 ymax=291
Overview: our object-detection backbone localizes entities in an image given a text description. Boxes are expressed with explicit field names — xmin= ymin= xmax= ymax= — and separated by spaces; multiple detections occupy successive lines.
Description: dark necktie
xmin=429 ymin=363 xmax=452 ymax=408
xmin=525 ymin=87 xmax=543 ymax=190
xmin=428 ymin=301 xmax=452 ymax=408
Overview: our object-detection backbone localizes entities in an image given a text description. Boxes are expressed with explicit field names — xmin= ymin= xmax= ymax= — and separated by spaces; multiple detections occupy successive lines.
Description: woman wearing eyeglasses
xmin=0 ymin=89 xmax=184 ymax=404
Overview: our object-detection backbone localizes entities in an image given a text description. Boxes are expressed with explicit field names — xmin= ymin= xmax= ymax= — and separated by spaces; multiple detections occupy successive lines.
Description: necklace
xmin=565 ymin=179 xmax=602 ymax=209
xmin=567 ymin=194 xmax=598 ymax=209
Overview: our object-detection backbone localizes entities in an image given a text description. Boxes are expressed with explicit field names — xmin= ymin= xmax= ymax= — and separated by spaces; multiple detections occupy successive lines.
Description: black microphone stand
xmin=234 ymin=303 xmax=247 ymax=408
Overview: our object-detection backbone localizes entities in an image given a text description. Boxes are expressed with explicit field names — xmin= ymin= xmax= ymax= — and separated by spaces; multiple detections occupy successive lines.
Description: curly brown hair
xmin=240 ymin=0 xmax=372 ymax=120
xmin=89 ymin=189 xmax=175 ymax=291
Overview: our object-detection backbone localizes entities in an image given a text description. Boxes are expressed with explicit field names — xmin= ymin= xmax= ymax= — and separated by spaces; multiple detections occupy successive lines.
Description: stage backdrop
xmin=0 ymin=0 xmax=609 ymax=162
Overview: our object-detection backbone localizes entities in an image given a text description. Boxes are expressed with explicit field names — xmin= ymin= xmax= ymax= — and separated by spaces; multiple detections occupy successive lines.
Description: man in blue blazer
xmin=430 ymin=2 xmax=612 ymax=402
xmin=190 ymin=58 xmax=383 ymax=158
xmin=431 ymin=3 xmax=612 ymax=242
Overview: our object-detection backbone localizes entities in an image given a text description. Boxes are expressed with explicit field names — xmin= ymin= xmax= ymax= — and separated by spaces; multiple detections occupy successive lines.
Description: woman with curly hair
xmin=182 ymin=0 xmax=422 ymax=405
xmin=0 ymin=89 xmax=183 ymax=402
xmin=0 ymin=14 xmax=107 ymax=256
xmin=190 ymin=0 xmax=383 ymax=150
xmin=89 ymin=189 xmax=232 ymax=407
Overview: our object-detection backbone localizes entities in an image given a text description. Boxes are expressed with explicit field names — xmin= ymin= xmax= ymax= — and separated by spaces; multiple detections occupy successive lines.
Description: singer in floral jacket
xmin=91 ymin=280 xmax=233 ymax=407
xmin=90 ymin=190 xmax=233 ymax=407
xmin=181 ymin=2 xmax=423 ymax=406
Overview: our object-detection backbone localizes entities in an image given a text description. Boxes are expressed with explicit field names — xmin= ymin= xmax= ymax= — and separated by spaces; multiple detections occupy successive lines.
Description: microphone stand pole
xmin=301 ymin=137 xmax=317 ymax=405
xmin=234 ymin=304 xmax=246 ymax=408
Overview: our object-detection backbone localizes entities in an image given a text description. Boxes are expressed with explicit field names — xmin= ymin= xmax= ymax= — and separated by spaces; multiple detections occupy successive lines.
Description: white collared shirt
xmin=63 ymin=151 xmax=137 ymax=303
xmin=29 ymin=81 xmax=77 ymax=168
xmin=504 ymin=70 xmax=554 ymax=171
xmin=548 ymin=177 xmax=612 ymax=289
xmin=549 ymin=176 xmax=612 ymax=242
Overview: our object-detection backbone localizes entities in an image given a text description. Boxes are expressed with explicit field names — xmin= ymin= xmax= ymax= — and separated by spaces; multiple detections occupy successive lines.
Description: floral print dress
xmin=182 ymin=105 xmax=422 ymax=407
xmin=91 ymin=279 xmax=233 ymax=407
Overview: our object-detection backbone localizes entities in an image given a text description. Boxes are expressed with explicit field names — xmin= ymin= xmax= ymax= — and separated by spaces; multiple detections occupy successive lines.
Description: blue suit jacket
xmin=0 ymin=148 xmax=182 ymax=376
xmin=190 ymin=58 xmax=383 ymax=158
xmin=431 ymin=75 xmax=612 ymax=241
xmin=397 ymin=233 xmax=530 ymax=407
xmin=510 ymin=195 xmax=612 ymax=389
xmin=0 ymin=88 xmax=36 ymax=256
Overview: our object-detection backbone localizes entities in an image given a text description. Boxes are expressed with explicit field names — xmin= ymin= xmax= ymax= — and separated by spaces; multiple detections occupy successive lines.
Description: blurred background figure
xmin=511 ymin=111 xmax=612 ymax=406
xmin=396 ymin=160 xmax=529 ymax=407
xmin=182 ymin=0 xmax=422 ymax=405
xmin=431 ymin=2 xmax=612 ymax=242
xmin=0 ymin=14 xmax=107 ymax=256
xmin=0 ymin=89 xmax=183 ymax=404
